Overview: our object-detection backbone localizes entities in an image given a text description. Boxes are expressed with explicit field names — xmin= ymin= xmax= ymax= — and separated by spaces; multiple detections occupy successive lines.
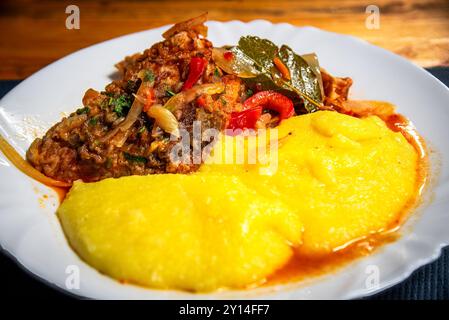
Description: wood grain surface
xmin=0 ymin=0 xmax=448 ymax=79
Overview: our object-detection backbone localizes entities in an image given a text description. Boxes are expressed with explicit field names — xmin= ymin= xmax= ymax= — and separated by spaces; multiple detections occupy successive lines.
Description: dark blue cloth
xmin=0 ymin=68 xmax=448 ymax=299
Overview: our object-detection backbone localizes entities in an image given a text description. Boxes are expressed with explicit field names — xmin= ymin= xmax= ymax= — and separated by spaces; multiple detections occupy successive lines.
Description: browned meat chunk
xmin=27 ymin=17 xmax=227 ymax=183
xmin=321 ymin=69 xmax=353 ymax=112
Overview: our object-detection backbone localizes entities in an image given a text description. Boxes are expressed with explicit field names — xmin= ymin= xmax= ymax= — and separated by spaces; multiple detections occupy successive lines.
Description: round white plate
xmin=0 ymin=20 xmax=448 ymax=300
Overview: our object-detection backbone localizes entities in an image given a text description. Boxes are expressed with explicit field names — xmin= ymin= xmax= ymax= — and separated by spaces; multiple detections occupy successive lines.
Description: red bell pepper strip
xmin=227 ymin=106 xmax=263 ymax=131
xmin=226 ymin=91 xmax=295 ymax=131
xmin=142 ymin=87 xmax=155 ymax=112
xmin=182 ymin=57 xmax=207 ymax=90
xmin=223 ymin=51 xmax=234 ymax=61
xmin=243 ymin=91 xmax=294 ymax=121
xmin=196 ymin=95 xmax=207 ymax=108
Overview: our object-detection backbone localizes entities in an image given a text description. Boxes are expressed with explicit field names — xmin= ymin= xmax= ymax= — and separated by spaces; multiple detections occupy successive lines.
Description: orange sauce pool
xmin=263 ymin=111 xmax=429 ymax=287
xmin=51 ymin=186 xmax=69 ymax=203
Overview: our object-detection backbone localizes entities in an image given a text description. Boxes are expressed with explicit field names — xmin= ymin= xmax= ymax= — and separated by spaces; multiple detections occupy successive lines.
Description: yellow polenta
xmin=58 ymin=111 xmax=419 ymax=291
xmin=202 ymin=111 xmax=419 ymax=255
xmin=58 ymin=174 xmax=303 ymax=291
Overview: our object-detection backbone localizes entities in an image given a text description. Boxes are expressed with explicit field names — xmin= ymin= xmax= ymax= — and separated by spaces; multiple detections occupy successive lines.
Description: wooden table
xmin=1 ymin=0 xmax=448 ymax=79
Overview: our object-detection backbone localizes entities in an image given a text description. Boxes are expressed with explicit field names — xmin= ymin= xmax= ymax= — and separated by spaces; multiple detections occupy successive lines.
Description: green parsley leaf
xmin=138 ymin=126 xmax=146 ymax=134
xmin=165 ymin=89 xmax=176 ymax=97
xmin=111 ymin=95 xmax=132 ymax=117
xmin=144 ymin=70 xmax=155 ymax=82
xmin=75 ymin=107 xmax=89 ymax=115
xmin=88 ymin=117 xmax=98 ymax=126
xmin=123 ymin=152 xmax=147 ymax=163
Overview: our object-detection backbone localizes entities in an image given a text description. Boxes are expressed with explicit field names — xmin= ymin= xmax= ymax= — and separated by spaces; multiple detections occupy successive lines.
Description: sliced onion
xmin=0 ymin=135 xmax=71 ymax=187
xmin=164 ymin=83 xmax=225 ymax=112
xmin=162 ymin=13 xmax=208 ymax=39
xmin=101 ymin=81 xmax=153 ymax=143
xmin=146 ymin=105 xmax=180 ymax=137
xmin=132 ymin=93 xmax=147 ymax=105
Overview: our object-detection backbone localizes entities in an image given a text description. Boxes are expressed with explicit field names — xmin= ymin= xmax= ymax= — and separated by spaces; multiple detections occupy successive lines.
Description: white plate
xmin=0 ymin=20 xmax=448 ymax=300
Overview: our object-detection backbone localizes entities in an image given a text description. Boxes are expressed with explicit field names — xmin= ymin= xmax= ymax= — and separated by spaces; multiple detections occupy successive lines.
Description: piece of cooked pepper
xmin=243 ymin=91 xmax=295 ymax=121
xmin=143 ymin=86 xmax=155 ymax=112
xmin=226 ymin=91 xmax=295 ymax=131
xmin=273 ymin=57 xmax=291 ymax=81
xmin=227 ymin=106 xmax=263 ymax=131
xmin=182 ymin=57 xmax=207 ymax=90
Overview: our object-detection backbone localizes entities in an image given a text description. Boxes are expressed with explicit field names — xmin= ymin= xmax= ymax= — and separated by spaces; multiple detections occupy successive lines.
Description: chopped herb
xmin=144 ymin=70 xmax=155 ymax=82
xmin=165 ymin=89 xmax=176 ymax=97
xmin=88 ymin=117 xmax=98 ymax=126
xmin=137 ymin=126 xmax=146 ymax=134
xmin=246 ymin=88 xmax=254 ymax=97
xmin=110 ymin=95 xmax=132 ymax=117
xmin=214 ymin=67 xmax=220 ymax=77
xmin=220 ymin=98 xmax=227 ymax=106
xmin=124 ymin=152 xmax=147 ymax=163
xmin=76 ymin=107 xmax=89 ymax=115
xmin=100 ymin=99 xmax=108 ymax=109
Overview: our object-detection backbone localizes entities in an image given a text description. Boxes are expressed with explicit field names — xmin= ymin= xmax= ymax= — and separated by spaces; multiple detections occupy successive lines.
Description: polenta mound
xmin=203 ymin=111 xmax=420 ymax=256
xmin=58 ymin=174 xmax=303 ymax=292
xmin=58 ymin=111 xmax=424 ymax=292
